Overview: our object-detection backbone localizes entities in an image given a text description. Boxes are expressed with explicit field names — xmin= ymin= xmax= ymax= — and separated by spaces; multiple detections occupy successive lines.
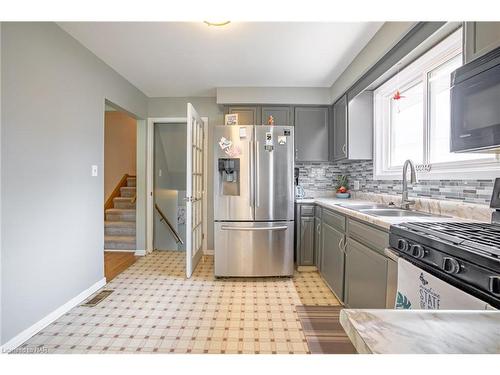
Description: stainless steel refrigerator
xmin=214 ymin=125 xmax=294 ymax=277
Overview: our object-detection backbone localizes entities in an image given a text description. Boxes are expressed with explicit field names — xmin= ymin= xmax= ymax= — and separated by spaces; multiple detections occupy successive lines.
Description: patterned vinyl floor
xmin=16 ymin=251 xmax=340 ymax=354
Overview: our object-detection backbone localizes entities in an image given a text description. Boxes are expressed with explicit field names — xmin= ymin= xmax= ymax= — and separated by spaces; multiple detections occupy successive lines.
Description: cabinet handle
xmin=342 ymin=144 xmax=347 ymax=155
xmin=338 ymin=238 xmax=344 ymax=253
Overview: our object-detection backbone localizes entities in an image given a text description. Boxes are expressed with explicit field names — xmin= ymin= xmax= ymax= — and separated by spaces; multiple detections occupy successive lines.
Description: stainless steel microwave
xmin=451 ymin=46 xmax=500 ymax=153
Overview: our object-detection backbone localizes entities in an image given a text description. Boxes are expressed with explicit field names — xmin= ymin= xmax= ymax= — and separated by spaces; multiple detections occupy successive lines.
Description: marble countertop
xmin=339 ymin=309 xmax=500 ymax=354
xmin=295 ymin=197 xmax=477 ymax=230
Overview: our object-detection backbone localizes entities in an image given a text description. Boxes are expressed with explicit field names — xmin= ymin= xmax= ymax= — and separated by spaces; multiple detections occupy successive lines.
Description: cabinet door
xmin=227 ymin=106 xmax=259 ymax=125
xmin=464 ymin=22 xmax=500 ymax=63
xmin=344 ymin=238 xmax=388 ymax=308
xmin=294 ymin=107 xmax=329 ymax=162
xmin=332 ymin=95 xmax=348 ymax=161
xmin=314 ymin=216 xmax=322 ymax=271
xmin=299 ymin=217 xmax=315 ymax=266
xmin=261 ymin=106 xmax=292 ymax=126
xmin=321 ymin=223 xmax=345 ymax=301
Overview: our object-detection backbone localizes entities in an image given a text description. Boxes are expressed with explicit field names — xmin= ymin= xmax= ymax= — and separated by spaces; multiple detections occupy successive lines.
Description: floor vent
xmin=81 ymin=290 xmax=114 ymax=307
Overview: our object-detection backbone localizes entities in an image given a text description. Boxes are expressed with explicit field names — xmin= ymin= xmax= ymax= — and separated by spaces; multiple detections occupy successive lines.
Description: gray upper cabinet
xmin=331 ymin=92 xmax=373 ymax=162
xmin=294 ymin=106 xmax=329 ymax=162
xmin=321 ymin=221 xmax=345 ymax=302
xmin=344 ymin=238 xmax=388 ymax=309
xmin=464 ymin=22 xmax=500 ymax=64
xmin=332 ymin=95 xmax=347 ymax=161
xmin=226 ymin=106 xmax=259 ymax=125
xmin=261 ymin=106 xmax=293 ymax=126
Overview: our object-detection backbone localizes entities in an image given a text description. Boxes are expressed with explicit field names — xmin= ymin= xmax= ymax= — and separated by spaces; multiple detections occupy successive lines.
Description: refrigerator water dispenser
xmin=218 ymin=158 xmax=240 ymax=196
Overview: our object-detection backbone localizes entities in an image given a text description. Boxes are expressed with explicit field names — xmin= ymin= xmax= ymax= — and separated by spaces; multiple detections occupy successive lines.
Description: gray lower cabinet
xmin=464 ymin=22 xmax=500 ymax=63
xmin=294 ymin=106 xmax=329 ymax=162
xmin=314 ymin=208 xmax=322 ymax=271
xmin=344 ymin=238 xmax=388 ymax=309
xmin=299 ymin=217 xmax=315 ymax=266
xmin=321 ymin=222 xmax=345 ymax=301
xmin=295 ymin=204 xmax=315 ymax=266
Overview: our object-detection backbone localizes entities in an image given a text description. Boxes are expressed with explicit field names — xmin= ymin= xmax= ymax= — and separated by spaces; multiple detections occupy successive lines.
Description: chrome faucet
xmin=401 ymin=159 xmax=418 ymax=210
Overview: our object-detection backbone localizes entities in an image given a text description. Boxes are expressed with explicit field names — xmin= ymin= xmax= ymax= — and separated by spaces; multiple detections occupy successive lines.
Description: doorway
xmin=103 ymin=101 xmax=138 ymax=281
xmin=154 ymin=122 xmax=187 ymax=252
xmin=147 ymin=107 xmax=208 ymax=278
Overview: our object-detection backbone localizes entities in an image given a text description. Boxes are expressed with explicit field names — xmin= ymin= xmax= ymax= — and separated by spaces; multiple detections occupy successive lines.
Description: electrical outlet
xmin=353 ymin=180 xmax=360 ymax=190
xmin=91 ymin=165 xmax=98 ymax=177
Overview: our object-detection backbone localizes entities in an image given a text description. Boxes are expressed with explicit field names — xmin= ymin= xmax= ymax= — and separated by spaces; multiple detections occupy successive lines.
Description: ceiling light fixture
xmin=203 ymin=20 xmax=231 ymax=27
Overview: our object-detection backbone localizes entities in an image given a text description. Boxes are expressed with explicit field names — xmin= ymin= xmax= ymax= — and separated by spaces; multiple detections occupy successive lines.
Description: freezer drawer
xmin=214 ymin=221 xmax=294 ymax=277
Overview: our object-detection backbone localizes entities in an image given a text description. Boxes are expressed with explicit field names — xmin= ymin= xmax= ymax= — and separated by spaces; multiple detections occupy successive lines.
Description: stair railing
xmin=155 ymin=203 xmax=184 ymax=244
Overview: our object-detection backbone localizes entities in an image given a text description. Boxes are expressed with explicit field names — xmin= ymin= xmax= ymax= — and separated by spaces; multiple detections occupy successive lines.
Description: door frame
xmin=146 ymin=117 xmax=208 ymax=255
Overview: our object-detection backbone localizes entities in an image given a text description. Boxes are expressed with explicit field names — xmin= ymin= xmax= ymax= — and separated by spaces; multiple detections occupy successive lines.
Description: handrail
xmin=155 ymin=203 xmax=184 ymax=245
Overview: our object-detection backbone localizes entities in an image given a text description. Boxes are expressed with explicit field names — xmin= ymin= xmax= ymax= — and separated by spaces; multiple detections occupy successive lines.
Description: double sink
xmin=336 ymin=203 xmax=433 ymax=218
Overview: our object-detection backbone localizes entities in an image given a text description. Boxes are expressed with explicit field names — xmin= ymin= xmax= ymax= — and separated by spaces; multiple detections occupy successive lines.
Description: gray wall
xmin=329 ymin=22 xmax=415 ymax=102
xmin=1 ymin=22 xmax=148 ymax=344
xmin=148 ymin=97 xmax=224 ymax=250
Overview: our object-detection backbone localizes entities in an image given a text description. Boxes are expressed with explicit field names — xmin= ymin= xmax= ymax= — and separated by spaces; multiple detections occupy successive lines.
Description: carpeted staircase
xmin=104 ymin=176 xmax=136 ymax=251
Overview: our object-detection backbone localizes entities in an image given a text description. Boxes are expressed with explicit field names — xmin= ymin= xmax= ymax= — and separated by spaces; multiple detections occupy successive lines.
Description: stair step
xmin=127 ymin=177 xmax=136 ymax=187
xmin=104 ymin=235 xmax=136 ymax=250
xmin=105 ymin=221 xmax=136 ymax=236
xmin=120 ymin=186 xmax=136 ymax=197
xmin=113 ymin=197 xmax=135 ymax=209
xmin=105 ymin=208 xmax=136 ymax=222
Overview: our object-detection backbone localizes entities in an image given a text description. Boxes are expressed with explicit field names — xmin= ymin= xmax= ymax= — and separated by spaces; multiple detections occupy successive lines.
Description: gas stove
xmin=389 ymin=222 xmax=500 ymax=309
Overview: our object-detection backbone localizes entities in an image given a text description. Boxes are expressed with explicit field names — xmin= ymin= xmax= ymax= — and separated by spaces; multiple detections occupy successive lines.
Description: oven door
xmin=451 ymin=62 xmax=500 ymax=152
xmin=396 ymin=258 xmax=490 ymax=310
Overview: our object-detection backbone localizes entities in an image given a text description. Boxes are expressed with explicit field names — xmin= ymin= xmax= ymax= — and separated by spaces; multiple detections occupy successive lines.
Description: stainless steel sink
xmin=359 ymin=209 xmax=432 ymax=217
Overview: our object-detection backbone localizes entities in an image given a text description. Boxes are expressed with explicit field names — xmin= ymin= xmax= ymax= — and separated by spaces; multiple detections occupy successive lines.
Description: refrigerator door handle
xmin=249 ymin=140 xmax=254 ymax=208
xmin=220 ymin=225 xmax=288 ymax=232
xmin=256 ymin=140 xmax=260 ymax=207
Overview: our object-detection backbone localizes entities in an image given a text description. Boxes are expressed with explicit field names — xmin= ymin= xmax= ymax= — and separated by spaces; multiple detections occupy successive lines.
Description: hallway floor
xmin=17 ymin=251 xmax=340 ymax=354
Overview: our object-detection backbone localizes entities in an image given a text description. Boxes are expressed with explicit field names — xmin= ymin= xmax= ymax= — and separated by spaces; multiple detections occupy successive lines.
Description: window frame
xmin=374 ymin=29 xmax=500 ymax=180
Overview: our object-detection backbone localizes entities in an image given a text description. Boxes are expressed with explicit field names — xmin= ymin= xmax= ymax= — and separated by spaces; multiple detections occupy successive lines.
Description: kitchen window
xmin=374 ymin=29 xmax=500 ymax=180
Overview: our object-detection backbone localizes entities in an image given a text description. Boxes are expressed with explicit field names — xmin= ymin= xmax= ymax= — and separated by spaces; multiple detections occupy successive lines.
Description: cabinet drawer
xmin=347 ymin=218 xmax=388 ymax=254
xmin=322 ymin=208 xmax=345 ymax=232
xmin=300 ymin=205 xmax=314 ymax=217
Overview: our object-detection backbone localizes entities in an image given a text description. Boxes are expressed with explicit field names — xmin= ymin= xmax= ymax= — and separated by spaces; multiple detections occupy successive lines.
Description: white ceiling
xmin=59 ymin=22 xmax=383 ymax=97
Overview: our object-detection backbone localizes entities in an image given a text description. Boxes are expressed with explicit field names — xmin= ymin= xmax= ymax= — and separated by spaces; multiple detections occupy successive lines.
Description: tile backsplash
xmin=296 ymin=160 xmax=495 ymax=205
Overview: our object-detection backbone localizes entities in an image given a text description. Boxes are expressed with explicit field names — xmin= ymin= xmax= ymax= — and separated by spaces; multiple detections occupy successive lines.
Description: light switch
xmin=159 ymin=169 xmax=162 ymax=177
xmin=91 ymin=165 xmax=98 ymax=177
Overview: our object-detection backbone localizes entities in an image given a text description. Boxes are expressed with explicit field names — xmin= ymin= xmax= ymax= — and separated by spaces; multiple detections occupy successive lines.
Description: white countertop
xmin=339 ymin=309 xmax=500 ymax=354
xmin=295 ymin=197 xmax=474 ymax=230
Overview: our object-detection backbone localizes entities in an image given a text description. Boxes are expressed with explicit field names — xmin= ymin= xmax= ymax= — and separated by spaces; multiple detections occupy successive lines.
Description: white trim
xmin=146 ymin=116 xmax=209 ymax=255
xmin=1 ymin=278 xmax=106 ymax=353
xmin=134 ymin=249 xmax=146 ymax=256
xmin=374 ymin=29 xmax=500 ymax=180
xmin=203 ymin=249 xmax=214 ymax=256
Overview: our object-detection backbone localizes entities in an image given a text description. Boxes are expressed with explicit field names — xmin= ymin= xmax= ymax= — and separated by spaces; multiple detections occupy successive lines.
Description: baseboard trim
xmin=203 ymin=249 xmax=214 ymax=256
xmin=134 ymin=249 xmax=146 ymax=256
xmin=0 ymin=277 xmax=106 ymax=353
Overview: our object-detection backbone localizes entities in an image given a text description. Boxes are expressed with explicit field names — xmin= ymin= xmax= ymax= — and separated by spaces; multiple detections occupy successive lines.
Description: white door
xmin=186 ymin=103 xmax=204 ymax=277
